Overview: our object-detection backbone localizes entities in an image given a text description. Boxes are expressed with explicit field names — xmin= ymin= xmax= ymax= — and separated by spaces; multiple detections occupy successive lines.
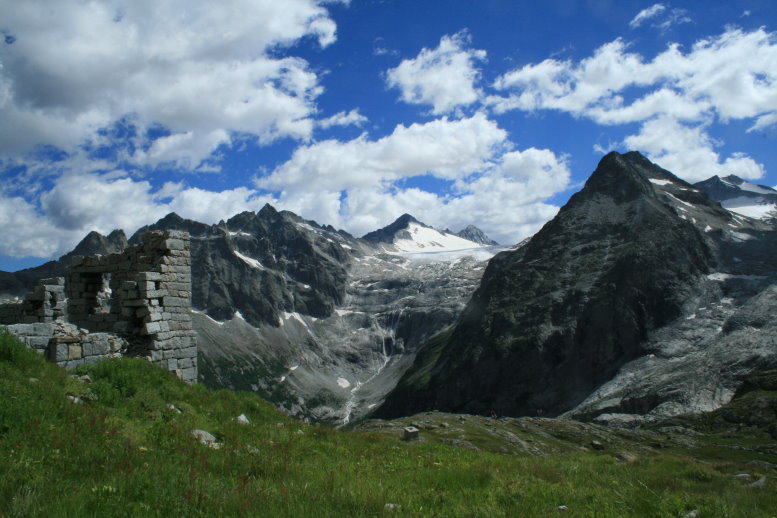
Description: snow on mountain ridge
xmin=392 ymin=222 xmax=486 ymax=253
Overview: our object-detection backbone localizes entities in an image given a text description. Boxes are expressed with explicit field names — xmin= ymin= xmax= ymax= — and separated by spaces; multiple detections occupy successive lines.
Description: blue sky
xmin=1 ymin=0 xmax=776 ymax=271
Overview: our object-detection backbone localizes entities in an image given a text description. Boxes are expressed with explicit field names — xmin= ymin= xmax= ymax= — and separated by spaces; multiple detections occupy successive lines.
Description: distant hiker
xmin=490 ymin=409 xmax=497 ymax=420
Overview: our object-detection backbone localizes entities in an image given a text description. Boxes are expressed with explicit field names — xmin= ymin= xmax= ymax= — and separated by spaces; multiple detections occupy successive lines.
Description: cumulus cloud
xmin=0 ymin=168 xmax=273 ymax=260
xmin=386 ymin=31 xmax=487 ymax=114
xmin=624 ymin=117 xmax=765 ymax=182
xmin=0 ymin=0 xmax=342 ymax=168
xmin=491 ymin=27 xmax=776 ymax=180
xmin=258 ymin=113 xmax=508 ymax=192
xmin=257 ymin=115 xmax=570 ymax=245
xmin=491 ymin=28 xmax=777 ymax=127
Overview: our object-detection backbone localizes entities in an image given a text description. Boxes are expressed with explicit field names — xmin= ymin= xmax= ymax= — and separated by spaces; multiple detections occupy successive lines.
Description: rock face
xmin=130 ymin=206 xmax=356 ymax=328
xmin=455 ymin=225 xmax=499 ymax=246
xmin=378 ymin=151 xmax=777 ymax=423
xmin=129 ymin=207 xmax=495 ymax=423
xmin=694 ymin=175 xmax=777 ymax=220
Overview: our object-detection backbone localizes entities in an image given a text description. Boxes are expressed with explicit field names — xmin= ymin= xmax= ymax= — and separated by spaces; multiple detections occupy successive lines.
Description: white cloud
xmin=629 ymin=4 xmax=690 ymax=31
xmin=0 ymin=194 xmax=64 ymax=259
xmin=258 ymin=114 xmax=570 ymax=246
xmin=624 ymin=117 xmax=765 ymax=182
xmin=491 ymin=28 xmax=777 ymax=126
xmin=334 ymin=148 xmax=569 ymax=244
xmin=386 ymin=31 xmax=486 ymax=114
xmin=749 ymin=111 xmax=777 ymax=132
xmin=0 ymin=0 xmax=342 ymax=168
xmin=491 ymin=28 xmax=777 ymax=179
xmin=258 ymin=113 xmax=508 ymax=192
xmin=317 ymin=109 xmax=368 ymax=129
xmin=629 ymin=4 xmax=666 ymax=29
xmin=0 ymin=111 xmax=571 ymax=258
xmin=0 ymin=169 xmax=273 ymax=260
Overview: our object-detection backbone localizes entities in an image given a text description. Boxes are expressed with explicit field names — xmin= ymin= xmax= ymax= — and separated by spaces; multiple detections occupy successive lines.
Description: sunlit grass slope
xmin=1 ymin=329 xmax=775 ymax=517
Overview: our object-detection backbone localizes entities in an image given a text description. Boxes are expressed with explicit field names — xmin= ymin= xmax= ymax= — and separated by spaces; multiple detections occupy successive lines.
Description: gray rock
xmin=190 ymin=429 xmax=220 ymax=449
xmin=750 ymin=476 xmax=767 ymax=488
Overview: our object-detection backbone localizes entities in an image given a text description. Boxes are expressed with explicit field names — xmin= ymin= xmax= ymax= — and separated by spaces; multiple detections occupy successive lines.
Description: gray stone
xmin=402 ymin=427 xmax=419 ymax=441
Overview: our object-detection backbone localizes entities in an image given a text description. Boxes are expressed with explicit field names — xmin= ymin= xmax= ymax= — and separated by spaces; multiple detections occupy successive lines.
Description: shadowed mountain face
xmin=377 ymin=151 xmax=777 ymax=421
xmin=130 ymin=205 xmax=355 ymax=328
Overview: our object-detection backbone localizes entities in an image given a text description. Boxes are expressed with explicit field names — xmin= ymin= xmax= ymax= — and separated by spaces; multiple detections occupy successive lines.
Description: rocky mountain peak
xmin=455 ymin=225 xmax=498 ymax=246
xmin=695 ymin=173 xmax=777 ymax=220
xmin=362 ymin=214 xmax=423 ymax=243
xmin=378 ymin=151 xmax=723 ymax=419
xmin=71 ymin=229 xmax=127 ymax=257
xmin=572 ymin=151 xmax=668 ymax=205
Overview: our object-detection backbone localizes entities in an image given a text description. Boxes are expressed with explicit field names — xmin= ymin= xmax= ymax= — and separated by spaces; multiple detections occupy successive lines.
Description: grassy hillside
xmin=1 ymin=328 xmax=776 ymax=517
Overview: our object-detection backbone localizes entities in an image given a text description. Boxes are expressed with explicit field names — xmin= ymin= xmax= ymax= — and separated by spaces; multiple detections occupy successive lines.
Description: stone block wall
xmin=2 ymin=230 xmax=197 ymax=383
xmin=6 ymin=321 xmax=128 ymax=370
xmin=0 ymin=278 xmax=66 ymax=325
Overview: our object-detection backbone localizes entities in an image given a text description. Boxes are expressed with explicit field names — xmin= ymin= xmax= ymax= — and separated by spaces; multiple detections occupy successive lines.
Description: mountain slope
xmin=378 ymin=151 xmax=777 ymax=421
xmin=130 ymin=205 xmax=358 ymax=327
xmin=364 ymin=214 xmax=490 ymax=253
xmin=130 ymin=207 xmax=497 ymax=422
xmin=695 ymin=175 xmax=777 ymax=220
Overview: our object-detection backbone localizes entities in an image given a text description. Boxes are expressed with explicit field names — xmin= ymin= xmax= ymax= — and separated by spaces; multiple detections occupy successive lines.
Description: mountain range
xmin=2 ymin=151 xmax=776 ymax=426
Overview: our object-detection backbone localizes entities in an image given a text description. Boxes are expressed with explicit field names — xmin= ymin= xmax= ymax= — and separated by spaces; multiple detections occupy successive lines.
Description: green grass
xmin=2 ymin=328 xmax=777 ymax=517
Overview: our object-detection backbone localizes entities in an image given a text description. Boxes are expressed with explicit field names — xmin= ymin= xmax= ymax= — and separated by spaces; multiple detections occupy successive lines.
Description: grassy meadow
xmin=1 ymin=328 xmax=776 ymax=517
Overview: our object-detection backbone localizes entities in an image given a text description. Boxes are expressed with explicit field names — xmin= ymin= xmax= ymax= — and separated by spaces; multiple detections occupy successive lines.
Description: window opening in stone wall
xmin=95 ymin=273 xmax=113 ymax=314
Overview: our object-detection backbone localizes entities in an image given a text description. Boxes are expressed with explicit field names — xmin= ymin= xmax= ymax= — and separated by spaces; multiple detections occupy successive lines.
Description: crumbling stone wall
xmin=7 ymin=321 xmax=128 ymax=370
xmin=2 ymin=230 xmax=197 ymax=383
xmin=0 ymin=277 xmax=66 ymax=325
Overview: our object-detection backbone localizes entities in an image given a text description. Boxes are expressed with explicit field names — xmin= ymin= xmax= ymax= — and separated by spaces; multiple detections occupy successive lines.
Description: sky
xmin=1 ymin=0 xmax=776 ymax=271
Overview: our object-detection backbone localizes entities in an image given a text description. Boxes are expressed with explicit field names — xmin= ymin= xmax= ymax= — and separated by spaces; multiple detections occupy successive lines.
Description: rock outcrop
xmin=455 ymin=225 xmax=498 ymax=245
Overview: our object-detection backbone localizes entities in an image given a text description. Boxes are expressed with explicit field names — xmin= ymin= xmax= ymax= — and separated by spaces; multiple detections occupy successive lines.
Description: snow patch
xmin=337 ymin=377 xmax=351 ymax=389
xmin=738 ymin=181 xmax=775 ymax=195
xmin=192 ymin=310 xmax=224 ymax=326
xmin=730 ymin=232 xmax=755 ymax=242
xmin=234 ymin=250 xmax=264 ymax=269
xmin=282 ymin=312 xmax=309 ymax=329
xmin=392 ymin=222 xmax=485 ymax=255
xmin=722 ymin=196 xmax=777 ymax=220
xmin=649 ymin=178 xmax=672 ymax=186
xmin=665 ymin=192 xmax=695 ymax=209
xmin=707 ymin=273 xmax=767 ymax=281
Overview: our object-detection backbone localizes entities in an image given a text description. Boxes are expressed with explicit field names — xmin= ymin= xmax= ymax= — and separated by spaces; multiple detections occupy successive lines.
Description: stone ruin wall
xmin=0 ymin=230 xmax=197 ymax=383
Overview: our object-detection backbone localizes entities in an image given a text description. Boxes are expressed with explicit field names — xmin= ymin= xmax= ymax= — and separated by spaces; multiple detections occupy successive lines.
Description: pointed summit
xmin=378 ymin=151 xmax=722 ymax=419
xmin=455 ymin=225 xmax=498 ymax=246
xmin=70 ymin=229 xmax=127 ymax=257
xmin=361 ymin=214 xmax=424 ymax=243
